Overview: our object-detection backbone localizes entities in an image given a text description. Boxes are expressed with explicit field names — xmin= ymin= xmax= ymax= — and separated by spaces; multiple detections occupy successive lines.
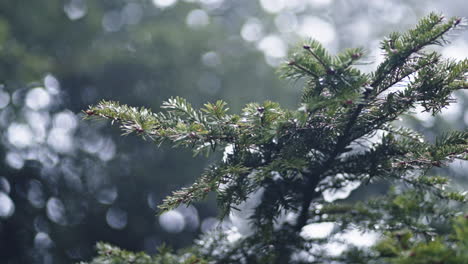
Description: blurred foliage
xmin=373 ymin=215 xmax=468 ymax=263
xmin=79 ymin=242 xmax=208 ymax=264
xmin=0 ymin=1 xmax=290 ymax=263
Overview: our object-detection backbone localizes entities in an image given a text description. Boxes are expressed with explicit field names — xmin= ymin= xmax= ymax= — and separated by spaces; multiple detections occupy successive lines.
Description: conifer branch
xmin=371 ymin=13 xmax=463 ymax=93
xmin=84 ymin=13 xmax=468 ymax=264
xmin=303 ymin=44 xmax=331 ymax=72
xmin=288 ymin=61 xmax=320 ymax=79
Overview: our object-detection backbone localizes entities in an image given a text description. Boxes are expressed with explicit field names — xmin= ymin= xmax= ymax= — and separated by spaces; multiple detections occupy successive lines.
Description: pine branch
xmin=371 ymin=13 xmax=464 ymax=93
xmin=158 ymin=164 xmax=251 ymax=213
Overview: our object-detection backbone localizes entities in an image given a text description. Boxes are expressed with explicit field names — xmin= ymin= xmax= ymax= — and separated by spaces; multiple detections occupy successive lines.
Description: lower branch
xmin=295 ymin=176 xmax=320 ymax=232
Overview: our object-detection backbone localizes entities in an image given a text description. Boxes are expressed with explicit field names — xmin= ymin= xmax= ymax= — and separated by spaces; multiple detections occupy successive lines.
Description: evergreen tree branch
xmin=83 ymin=13 xmax=468 ymax=264
xmin=370 ymin=13 xmax=463 ymax=93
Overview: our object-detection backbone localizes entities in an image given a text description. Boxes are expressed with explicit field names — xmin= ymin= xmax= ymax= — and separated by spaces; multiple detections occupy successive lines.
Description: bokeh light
xmin=186 ymin=9 xmax=210 ymax=28
xmin=106 ymin=207 xmax=128 ymax=230
xmin=159 ymin=210 xmax=185 ymax=233
xmin=153 ymin=0 xmax=178 ymax=9
xmin=0 ymin=192 xmax=15 ymax=218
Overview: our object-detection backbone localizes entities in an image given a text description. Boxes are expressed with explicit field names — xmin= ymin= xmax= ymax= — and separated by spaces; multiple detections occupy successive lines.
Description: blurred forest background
xmin=0 ymin=0 xmax=466 ymax=263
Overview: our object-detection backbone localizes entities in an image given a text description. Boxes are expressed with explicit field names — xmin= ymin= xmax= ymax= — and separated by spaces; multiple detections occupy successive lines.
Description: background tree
xmin=0 ymin=1 xmax=289 ymax=262
xmin=83 ymin=13 xmax=468 ymax=263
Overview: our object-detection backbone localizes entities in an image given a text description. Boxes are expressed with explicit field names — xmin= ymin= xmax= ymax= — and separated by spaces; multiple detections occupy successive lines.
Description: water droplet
xmin=102 ymin=11 xmax=123 ymax=32
xmin=46 ymin=197 xmax=67 ymax=225
xmin=298 ymin=16 xmax=336 ymax=46
xmin=34 ymin=232 xmax=54 ymax=249
xmin=177 ymin=205 xmax=199 ymax=231
xmin=25 ymin=88 xmax=51 ymax=110
xmin=186 ymin=9 xmax=209 ymax=28
xmin=0 ymin=177 xmax=11 ymax=194
xmin=98 ymin=138 xmax=116 ymax=162
xmin=201 ymin=217 xmax=218 ymax=233
xmin=153 ymin=0 xmax=177 ymax=8
xmin=47 ymin=128 xmax=74 ymax=153
xmin=199 ymin=0 xmax=224 ymax=10
xmin=0 ymin=192 xmax=15 ymax=218
xmin=44 ymin=74 xmax=61 ymax=94
xmin=53 ymin=110 xmax=78 ymax=132
xmin=7 ymin=123 xmax=33 ymax=148
xmin=122 ymin=3 xmax=143 ymax=25
xmin=159 ymin=210 xmax=185 ymax=233
xmin=258 ymin=35 xmax=287 ymax=58
xmin=25 ymin=111 xmax=50 ymax=144
xmin=241 ymin=18 xmax=263 ymax=42
xmin=96 ymin=186 xmax=118 ymax=205
xmin=308 ymin=0 xmax=333 ymax=7
xmin=28 ymin=180 xmax=45 ymax=208
xmin=259 ymin=0 xmax=286 ymax=13
xmin=146 ymin=192 xmax=158 ymax=210
xmin=64 ymin=0 xmax=87 ymax=20
xmin=201 ymin=51 xmax=221 ymax=68
xmin=5 ymin=152 xmax=24 ymax=170
xmin=275 ymin=12 xmax=298 ymax=33
xmin=106 ymin=207 xmax=127 ymax=229
xmin=0 ymin=90 xmax=10 ymax=109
